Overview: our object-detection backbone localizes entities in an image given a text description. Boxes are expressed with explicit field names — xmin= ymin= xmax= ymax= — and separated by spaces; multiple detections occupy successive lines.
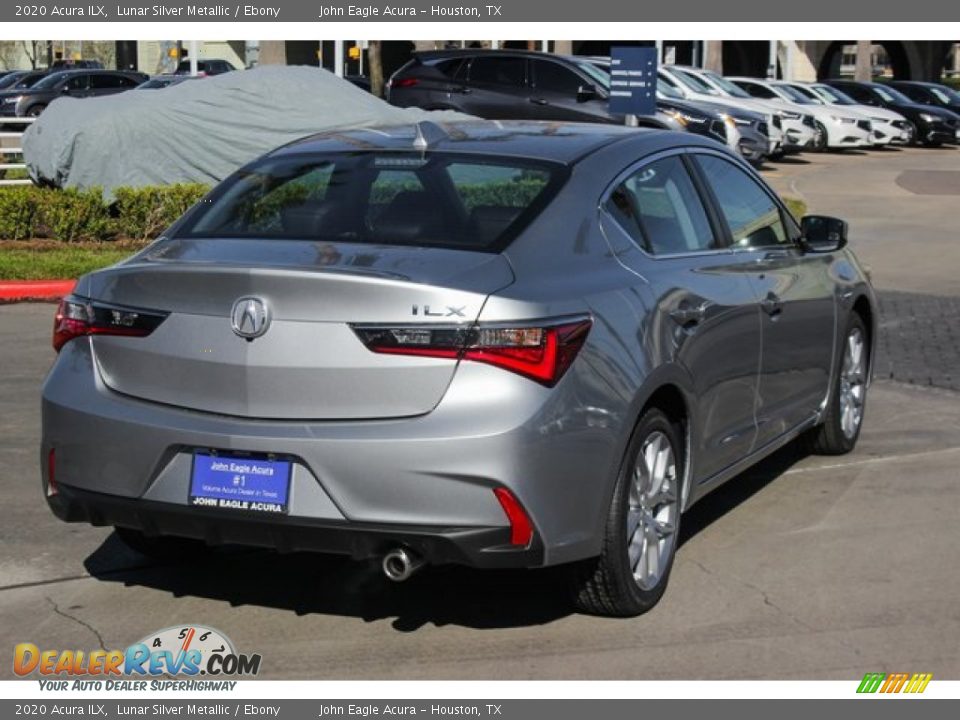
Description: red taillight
xmin=353 ymin=318 xmax=592 ymax=387
xmin=47 ymin=448 xmax=58 ymax=497
xmin=391 ymin=77 xmax=418 ymax=89
xmin=53 ymin=296 xmax=167 ymax=353
xmin=494 ymin=488 xmax=534 ymax=547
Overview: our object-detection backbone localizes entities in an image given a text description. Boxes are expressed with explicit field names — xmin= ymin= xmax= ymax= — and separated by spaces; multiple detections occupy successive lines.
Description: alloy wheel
xmin=839 ymin=327 xmax=866 ymax=439
xmin=626 ymin=431 xmax=679 ymax=591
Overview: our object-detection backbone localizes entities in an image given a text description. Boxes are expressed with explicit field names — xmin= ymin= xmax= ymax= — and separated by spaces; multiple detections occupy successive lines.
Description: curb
xmin=0 ymin=280 xmax=76 ymax=302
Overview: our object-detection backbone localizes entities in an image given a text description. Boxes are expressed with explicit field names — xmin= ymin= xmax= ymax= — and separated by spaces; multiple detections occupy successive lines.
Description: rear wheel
xmin=114 ymin=527 xmax=207 ymax=561
xmin=572 ymin=408 xmax=682 ymax=616
xmin=807 ymin=313 xmax=869 ymax=455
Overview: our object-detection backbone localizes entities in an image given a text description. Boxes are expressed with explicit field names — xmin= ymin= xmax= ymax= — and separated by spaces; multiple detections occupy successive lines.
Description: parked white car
xmin=660 ymin=65 xmax=816 ymax=155
xmin=657 ymin=67 xmax=784 ymax=156
xmin=785 ymin=82 xmax=914 ymax=146
xmin=728 ymin=77 xmax=873 ymax=150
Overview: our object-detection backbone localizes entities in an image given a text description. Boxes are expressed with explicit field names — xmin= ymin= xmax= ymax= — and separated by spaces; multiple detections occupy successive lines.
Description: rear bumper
xmin=41 ymin=339 xmax=623 ymax=568
xmin=48 ymin=483 xmax=543 ymax=568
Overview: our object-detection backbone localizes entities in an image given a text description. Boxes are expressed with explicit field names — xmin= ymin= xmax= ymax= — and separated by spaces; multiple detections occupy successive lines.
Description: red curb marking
xmin=0 ymin=279 xmax=76 ymax=300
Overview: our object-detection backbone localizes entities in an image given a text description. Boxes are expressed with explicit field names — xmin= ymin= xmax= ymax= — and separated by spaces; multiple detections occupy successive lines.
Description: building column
xmin=703 ymin=40 xmax=723 ymax=73
xmin=854 ymin=40 xmax=872 ymax=82
xmin=258 ymin=40 xmax=287 ymax=65
xmin=554 ymin=40 xmax=572 ymax=55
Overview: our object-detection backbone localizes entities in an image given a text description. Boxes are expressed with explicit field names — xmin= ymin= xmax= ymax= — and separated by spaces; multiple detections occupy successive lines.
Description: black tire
xmin=572 ymin=407 xmax=683 ymax=617
xmin=813 ymin=121 xmax=829 ymax=152
xmin=25 ymin=104 xmax=46 ymax=117
xmin=807 ymin=313 xmax=869 ymax=455
xmin=114 ymin=526 xmax=207 ymax=561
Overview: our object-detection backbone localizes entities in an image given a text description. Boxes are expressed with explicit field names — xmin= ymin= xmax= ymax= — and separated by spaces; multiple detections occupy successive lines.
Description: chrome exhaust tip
xmin=382 ymin=547 xmax=424 ymax=582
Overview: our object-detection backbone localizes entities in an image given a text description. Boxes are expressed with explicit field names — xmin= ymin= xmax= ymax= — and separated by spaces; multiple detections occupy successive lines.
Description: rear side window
xmin=740 ymin=82 xmax=777 ymax=99
xmin=180 ymin=153 xmax=564 ymax=252
xmin=605 ymin=155 xmax=716 ymax=256
xmin=532 ymin=60 xmax=583 ymax=95
xmin=469 ymin=57 xmax=526 ymax=88
xmin=694 ymin=154 xmax=788 ymax=248
xmin=432 ymin=58 xmax=466 ymax=79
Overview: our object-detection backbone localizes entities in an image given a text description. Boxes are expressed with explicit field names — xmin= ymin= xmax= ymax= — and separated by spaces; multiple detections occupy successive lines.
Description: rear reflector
xmin=53 ymin=296 xmax=168 ymax=352
xmin=353 ymin=317 xmax=592 ymax=387
xmin=47 ymin=448 xmax=58 ymax=497
xmin=493 ymin=488 xmax=534 ymax=547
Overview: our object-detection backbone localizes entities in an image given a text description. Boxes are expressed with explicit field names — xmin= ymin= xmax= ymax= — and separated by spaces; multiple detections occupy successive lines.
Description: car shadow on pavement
xmin=84 ymin=440 xmax=811 ymax=632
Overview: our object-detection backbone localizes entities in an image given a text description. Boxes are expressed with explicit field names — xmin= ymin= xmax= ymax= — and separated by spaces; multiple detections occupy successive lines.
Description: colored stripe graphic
xmin=857 ymin=672 xmax=932 ymax=694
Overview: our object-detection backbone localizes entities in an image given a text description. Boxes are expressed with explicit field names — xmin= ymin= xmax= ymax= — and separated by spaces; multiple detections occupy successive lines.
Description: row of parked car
xmin=384 ymin=49 xmax=960 ymax=165
xmin=0 ymin=59 xmax=236 ymax=118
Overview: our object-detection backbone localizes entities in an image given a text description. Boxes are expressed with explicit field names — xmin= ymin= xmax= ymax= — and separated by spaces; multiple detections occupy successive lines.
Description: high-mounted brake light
xmin=53 ymin=296 xmax=168 ymax=353
xmin=352 ymin=318 xmax=592 ymax=387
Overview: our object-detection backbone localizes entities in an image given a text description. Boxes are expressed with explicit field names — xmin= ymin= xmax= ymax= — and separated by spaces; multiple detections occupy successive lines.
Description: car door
xmin=63 ymin=73 xmax=92 ymax=98
xmin=528 ymin=58 xmax=606 ymax=122
xmin=462 ymin=55 xmax=534 ymax=119
xmin=599 ymin=152 xmax=762 ymax=484
xmin=692 ymin=151 xmax=836 ymax=448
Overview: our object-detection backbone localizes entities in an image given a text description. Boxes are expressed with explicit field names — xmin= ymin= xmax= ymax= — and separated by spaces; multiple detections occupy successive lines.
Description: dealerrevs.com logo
xmin=14 ymin=625 xmax=261 ymax=689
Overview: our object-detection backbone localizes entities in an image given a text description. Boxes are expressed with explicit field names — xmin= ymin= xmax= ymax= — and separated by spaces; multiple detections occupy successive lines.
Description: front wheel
xmin=572 ymin=408 xmax=683 ymax=616
xmin=26 ymin=104 xmax=46 ymax=117
xmin=813 ymin=121 xmax=828 ymax=152
xmin=807 ymin=313 xmax=869 ymax=455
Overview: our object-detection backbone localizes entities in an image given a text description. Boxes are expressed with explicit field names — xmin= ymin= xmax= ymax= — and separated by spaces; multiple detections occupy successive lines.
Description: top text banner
xmin=4 ymin=1 xmax=960 ymax=22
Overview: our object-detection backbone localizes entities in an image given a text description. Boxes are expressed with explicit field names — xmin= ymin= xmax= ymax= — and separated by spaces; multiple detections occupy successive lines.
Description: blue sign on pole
xmin=609 ymin=46 xmax=658 ymax=117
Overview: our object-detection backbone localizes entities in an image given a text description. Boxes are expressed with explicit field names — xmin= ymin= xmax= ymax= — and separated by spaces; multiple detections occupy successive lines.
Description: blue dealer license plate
xmin=190 ymin=453 xmax=291 ymax=514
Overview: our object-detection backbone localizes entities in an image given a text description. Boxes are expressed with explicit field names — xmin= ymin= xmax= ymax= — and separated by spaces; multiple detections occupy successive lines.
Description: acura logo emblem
xmin=230 ymin=297 xmax=270 ymax=339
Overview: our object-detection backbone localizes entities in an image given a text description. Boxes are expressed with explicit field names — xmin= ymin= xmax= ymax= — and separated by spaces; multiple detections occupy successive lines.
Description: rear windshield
xmin=178 ymin=152 xmax=566 ymax=252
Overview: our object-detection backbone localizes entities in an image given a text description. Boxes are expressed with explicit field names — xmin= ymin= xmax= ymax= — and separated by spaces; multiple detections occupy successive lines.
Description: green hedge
xmin=0 ymin=184 xmax=209 ymax=242
xmin=0 ymin=182 xmax=809 ymax=243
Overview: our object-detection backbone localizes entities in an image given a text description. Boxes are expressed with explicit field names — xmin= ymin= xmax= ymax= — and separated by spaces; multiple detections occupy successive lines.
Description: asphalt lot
xmin=1 ymin=145 xmax=959 ymax=680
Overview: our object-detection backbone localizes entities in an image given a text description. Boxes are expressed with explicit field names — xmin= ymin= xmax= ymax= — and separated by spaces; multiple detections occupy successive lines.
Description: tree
xmin=21 ymin=40 xmax=44 ymax=69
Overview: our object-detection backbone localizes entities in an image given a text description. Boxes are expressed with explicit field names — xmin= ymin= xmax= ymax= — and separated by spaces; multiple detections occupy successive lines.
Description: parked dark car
xmin=888 ymin=80 xmax=960 ymax=119
xmin=175 ymin=59 xmax=236 ymax=76
xmin=0 ymin=70 xmax=148 ymax=117
xmin=386 ymin=49 xmax=669 ymax=129
xmin=824 ymin=80 xmax=959 ymax=146
xmin=0 ymin=70 xmax=47 ymax=92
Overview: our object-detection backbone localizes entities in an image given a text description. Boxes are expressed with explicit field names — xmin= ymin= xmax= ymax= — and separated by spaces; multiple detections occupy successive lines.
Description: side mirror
xmin=800 ymin=214 xmax=848 ymax=253
xmin=577 ymin=84 xmax=598 ymax=103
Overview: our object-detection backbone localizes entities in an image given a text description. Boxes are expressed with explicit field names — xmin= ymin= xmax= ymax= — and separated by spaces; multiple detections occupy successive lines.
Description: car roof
xmin=269 ymin=120 xmax=678 ymax=166
xmin=413 ymin=49 xmax=590 ymax=64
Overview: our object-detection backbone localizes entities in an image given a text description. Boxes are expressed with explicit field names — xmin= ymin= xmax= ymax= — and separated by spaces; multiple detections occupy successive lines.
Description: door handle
xmin=450 ymin=85 xmax=471 ymax=95
xmin=761 ymin=292 xmax=783 ymax=317
xmin=529 ymin=97 xmax=549 ymax=105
